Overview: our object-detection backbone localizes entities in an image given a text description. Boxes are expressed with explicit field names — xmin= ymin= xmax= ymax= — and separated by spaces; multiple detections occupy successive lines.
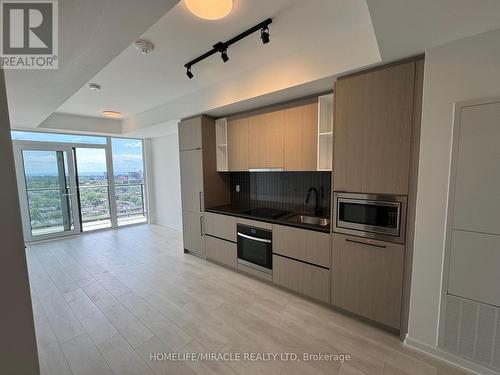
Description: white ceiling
xmin=57 ymin=0 xmax=380 ymax=134
xmin=5 ymin=0 xmax=179 ymax=129
xmin=366 ymin=0 xmax=500 ymax=61
xmin=6 ymin=0 xmax=500 ymax=138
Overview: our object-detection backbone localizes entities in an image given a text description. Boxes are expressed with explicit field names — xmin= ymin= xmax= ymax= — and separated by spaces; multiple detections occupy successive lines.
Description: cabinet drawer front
xmin=205 ymin=236 xmax=237 ymax=268
xmin=273 ymin=225 xmax=331 ymax=268
xmin=204 ymin=212 xmax=236 ymax=242
xmin=273 ymin=255 xmax=330 ymax=303
xmin=331 ymin=233 xmax=404 ymax=329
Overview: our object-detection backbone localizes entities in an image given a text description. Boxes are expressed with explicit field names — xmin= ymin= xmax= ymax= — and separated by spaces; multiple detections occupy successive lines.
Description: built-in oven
xmin=237 ymin=224 xmax=273 ymax=274
xmin=333 ymin=192 xmax=407 ymax=244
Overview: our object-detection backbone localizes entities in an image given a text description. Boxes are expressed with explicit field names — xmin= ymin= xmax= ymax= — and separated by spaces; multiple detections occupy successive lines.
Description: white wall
xmin=148 ymin=132 xmax=182 ymax=231
xmin=408 ymin=28 xmax=500 ymax=350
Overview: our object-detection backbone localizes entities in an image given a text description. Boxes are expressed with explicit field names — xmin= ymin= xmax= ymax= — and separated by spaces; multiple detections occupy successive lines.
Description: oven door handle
xmin=237 ymin=232 xmax=272 ymax=244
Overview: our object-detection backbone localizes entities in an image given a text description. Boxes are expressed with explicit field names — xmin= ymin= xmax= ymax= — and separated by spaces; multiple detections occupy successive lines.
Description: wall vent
xmin=442 ymin=294 xmax=499 ymax=371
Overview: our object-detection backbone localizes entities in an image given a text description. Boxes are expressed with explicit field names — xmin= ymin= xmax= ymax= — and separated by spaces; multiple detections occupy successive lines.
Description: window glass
xmin=111 ymin=138 xmax=147 ymax=225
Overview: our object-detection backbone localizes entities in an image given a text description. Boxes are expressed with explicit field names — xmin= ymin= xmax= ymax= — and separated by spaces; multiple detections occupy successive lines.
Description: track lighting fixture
xmin=184 ymin=18 xmax=272 ymax=78
xmin=186 ymin=66 xmax=193 ymax=79
xmin=260 ymin=27 xmax=270 ymax=44
xmin=221 ymin=49 xmax=229 ymax=63
xmin=214 ymin=42 xmax=229 ymax=63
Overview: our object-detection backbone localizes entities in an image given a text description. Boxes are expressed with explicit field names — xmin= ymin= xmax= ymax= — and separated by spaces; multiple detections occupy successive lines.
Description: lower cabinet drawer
xmin=272 ymin=255 xmax=330 ymax=303
xmin=205 ymin=235 xmax=237 ymax=268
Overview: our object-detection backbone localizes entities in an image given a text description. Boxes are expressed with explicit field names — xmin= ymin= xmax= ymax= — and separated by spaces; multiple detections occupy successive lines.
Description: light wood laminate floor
xmin=26 ymin=224 xmax=469 ymax=375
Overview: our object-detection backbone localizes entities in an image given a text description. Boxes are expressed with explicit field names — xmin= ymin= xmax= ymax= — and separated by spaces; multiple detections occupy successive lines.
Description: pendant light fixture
xmin=185 ymin=0 xmax=233 ymax=20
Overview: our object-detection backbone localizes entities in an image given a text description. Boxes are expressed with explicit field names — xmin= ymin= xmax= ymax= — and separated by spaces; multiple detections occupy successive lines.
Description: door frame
xmin=13 ymin=141 xmax=82 ymax=242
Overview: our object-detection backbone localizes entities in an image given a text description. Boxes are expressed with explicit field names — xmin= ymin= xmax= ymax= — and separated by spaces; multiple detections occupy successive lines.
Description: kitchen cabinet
xmin=205 ymin=235 xmax=237 ymax=268
xmin=333 ymin=61 xmax=416 ymax=195
xmin=331 ymin=233 xmax=404 ymax=330
xmin=179 ymin=149 xmax=204 ymax=213
xmin=283 ymin=99 xmax=318 ymax=171
xmin=225 ymin=97 xmax=326 ymax=171
xmin=227 ymin=116 xmax=249 ymax=171
xmin=273 ymin=255 xmax=330 ymax=303
xmin=215 ymin=118 xmax=228 ymax=172
xmin=179 ymin=116 xmax=202 ymax=151
xmin=273 ymin=224 xmax=330 ymax=268
xmin=182 ymin=211 xmax=204 ymax=256
xmin=204 ymin=212 xmax=236 ymax=242
xmin=178 ymin=116 xmax=230 ymax=256
xmin=248 ymin=110 xmax=284 ymax=169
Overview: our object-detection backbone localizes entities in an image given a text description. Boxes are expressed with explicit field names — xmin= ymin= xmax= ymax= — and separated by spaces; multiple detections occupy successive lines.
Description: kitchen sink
xmin=286 ymin=214 xmax=330 ymax=227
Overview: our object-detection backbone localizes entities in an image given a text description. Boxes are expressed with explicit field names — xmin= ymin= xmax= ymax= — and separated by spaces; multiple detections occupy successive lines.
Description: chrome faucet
xmin=305 ymin=187 xmax=322 ymax=216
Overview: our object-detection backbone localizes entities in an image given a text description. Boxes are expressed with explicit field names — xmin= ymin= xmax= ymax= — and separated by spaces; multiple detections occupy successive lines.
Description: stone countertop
xmin=204 ymin=205 xmax=331 ymax=233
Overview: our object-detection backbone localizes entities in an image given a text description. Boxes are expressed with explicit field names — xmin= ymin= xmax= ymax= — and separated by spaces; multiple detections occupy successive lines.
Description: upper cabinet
xmin=249 ymin=110 xmax=284 ymax=169
xmin=284 ymin=99 xmax=318 ymax=171
xmin=227 ymin=116 xmax=249 ymax=171
xmin=333 ymin=61 xmax=417 ymax=195
xmin=179 ymin=116 xmax=203 ymax=151
xmin=221 ymin=98 xmax=329 ymax=172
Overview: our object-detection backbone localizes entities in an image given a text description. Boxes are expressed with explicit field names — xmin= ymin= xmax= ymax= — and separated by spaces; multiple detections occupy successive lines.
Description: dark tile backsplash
xmin=229 ymin=172 xmax=331 ymax=217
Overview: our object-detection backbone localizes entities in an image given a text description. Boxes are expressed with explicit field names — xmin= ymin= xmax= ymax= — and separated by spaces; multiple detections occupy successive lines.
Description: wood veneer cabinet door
xmin=331 ymin=233 xmax=404 ymax=330
xmin=182 ymin=211 xmax=204 ymax=256
xmin=227 ymin=117 xmax=249 ymax=171
xmin=273 ymin=255 xmax=330 ymax=303
xmin=248 ymin=110 xmax=284 ymax=169
xmin=284 ymin=100 xmax=318 ymax=171
xmin=273 ymin=224 xmax=330 ymax=268
xmin=179 ymin=149 xmax=203 ymax=213
xmin=178 ymin=117 xmax=202 ymax=151
xmin=333 ymin=62 xmax=415 ymax=195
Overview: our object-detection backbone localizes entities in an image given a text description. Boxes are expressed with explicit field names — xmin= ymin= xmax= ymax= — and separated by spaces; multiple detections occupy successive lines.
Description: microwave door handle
xmin=237 ymin=232 xmax=272 ymax=244
xmin=345 ymin=238 xmax=386 ymax=248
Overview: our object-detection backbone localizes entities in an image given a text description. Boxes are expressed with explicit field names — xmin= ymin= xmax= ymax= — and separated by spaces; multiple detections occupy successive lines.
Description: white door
xmin=13 ymin=142 xmax=81 ymax=242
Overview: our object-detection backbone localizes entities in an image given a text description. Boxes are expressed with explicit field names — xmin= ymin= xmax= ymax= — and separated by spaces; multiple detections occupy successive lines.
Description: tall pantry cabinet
xmin=178 ymin=116 xmax=229 ymax=256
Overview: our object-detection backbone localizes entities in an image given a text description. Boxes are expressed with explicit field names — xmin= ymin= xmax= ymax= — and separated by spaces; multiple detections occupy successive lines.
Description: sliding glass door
xmin=74 ymin=147 xmax=113 ymax=232
xmin=13 ymin=133 xmax=148 ymax=242
xmin=14 ymin=143 xmax=81 ymax=241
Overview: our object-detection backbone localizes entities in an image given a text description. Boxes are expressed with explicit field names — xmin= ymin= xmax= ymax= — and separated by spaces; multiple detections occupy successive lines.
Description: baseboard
xmin=404 ymin=336 xmax=500 ymax=375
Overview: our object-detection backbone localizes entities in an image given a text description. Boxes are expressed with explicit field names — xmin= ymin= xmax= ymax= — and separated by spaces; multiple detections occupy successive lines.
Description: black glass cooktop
xmin=241 ymin=208 xmax=290 ymax=219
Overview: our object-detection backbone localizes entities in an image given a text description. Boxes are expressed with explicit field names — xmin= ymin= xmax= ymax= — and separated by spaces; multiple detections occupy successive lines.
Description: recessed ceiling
xmin=8 ymin=0 xmax=500 ymax=138
xmin=366 ymin=0 xmax=500 ymax=61
xmin=56 ymin=0 xmax=380 ymax=133
xmin=5 ymin=0 xmax=179 ymax=129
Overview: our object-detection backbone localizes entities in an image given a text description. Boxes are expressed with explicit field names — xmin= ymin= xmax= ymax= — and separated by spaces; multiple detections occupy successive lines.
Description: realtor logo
xmin=1 ymin=0 xmax=58 ymax=69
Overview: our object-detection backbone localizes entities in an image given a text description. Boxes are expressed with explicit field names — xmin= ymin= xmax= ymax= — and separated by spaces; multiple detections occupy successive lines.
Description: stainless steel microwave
xmin=333 ymin=192 xmax=407 ymax=244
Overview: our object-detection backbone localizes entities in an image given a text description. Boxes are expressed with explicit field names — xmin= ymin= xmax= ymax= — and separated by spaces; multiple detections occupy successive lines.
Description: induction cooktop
xmin=241 ymin=208 xmax=290 ymax=219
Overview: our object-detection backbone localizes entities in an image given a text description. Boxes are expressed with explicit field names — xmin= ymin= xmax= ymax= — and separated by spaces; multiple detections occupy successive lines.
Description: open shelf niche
xmin=215 ymin=117 xmax=228 ymax=171
xmin=317 ymin=93 xmax=333 ymax=171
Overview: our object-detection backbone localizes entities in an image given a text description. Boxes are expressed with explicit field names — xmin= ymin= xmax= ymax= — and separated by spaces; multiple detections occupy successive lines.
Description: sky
xmin=14 ymin=132 xmax=144 ymax=175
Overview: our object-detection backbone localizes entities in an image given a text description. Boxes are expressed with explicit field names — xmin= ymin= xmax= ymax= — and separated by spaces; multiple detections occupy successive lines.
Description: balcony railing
xmin=115 ymin=183 xmax=146 ymax=221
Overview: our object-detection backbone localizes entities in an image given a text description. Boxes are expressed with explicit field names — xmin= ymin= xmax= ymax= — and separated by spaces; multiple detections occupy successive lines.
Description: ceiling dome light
xmin=185 ymin=0 xmax=233 ymax=20
xmin=101 ymin=111 xmax=122 ymax=119
xmin=88 ymin=83 xmax=101 ymax=92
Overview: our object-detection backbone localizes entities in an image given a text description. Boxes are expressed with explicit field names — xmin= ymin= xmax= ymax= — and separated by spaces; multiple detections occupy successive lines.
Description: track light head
xmin=221 ymin=49 xmax=229 ymax=63
xmin=260 ymin=27 xmax=270 ymax=44
xmin=213 ymin=42 xmax=229 ymax=63
xmin=186 ymin=66 xmax=193 ymax=79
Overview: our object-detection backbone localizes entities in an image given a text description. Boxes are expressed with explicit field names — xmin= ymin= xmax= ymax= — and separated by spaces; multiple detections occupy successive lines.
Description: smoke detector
xmin=134 ymin=39 xmax=154 ymax=55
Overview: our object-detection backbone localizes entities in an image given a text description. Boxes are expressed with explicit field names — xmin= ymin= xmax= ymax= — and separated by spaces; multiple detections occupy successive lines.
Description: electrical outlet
xmin=236 ymin=184 xmax=240 ymax=192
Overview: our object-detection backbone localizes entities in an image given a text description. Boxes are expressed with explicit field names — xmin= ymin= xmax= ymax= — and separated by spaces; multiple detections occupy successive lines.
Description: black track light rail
xmin=184 ymin=18 xmax=272 ymax=72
